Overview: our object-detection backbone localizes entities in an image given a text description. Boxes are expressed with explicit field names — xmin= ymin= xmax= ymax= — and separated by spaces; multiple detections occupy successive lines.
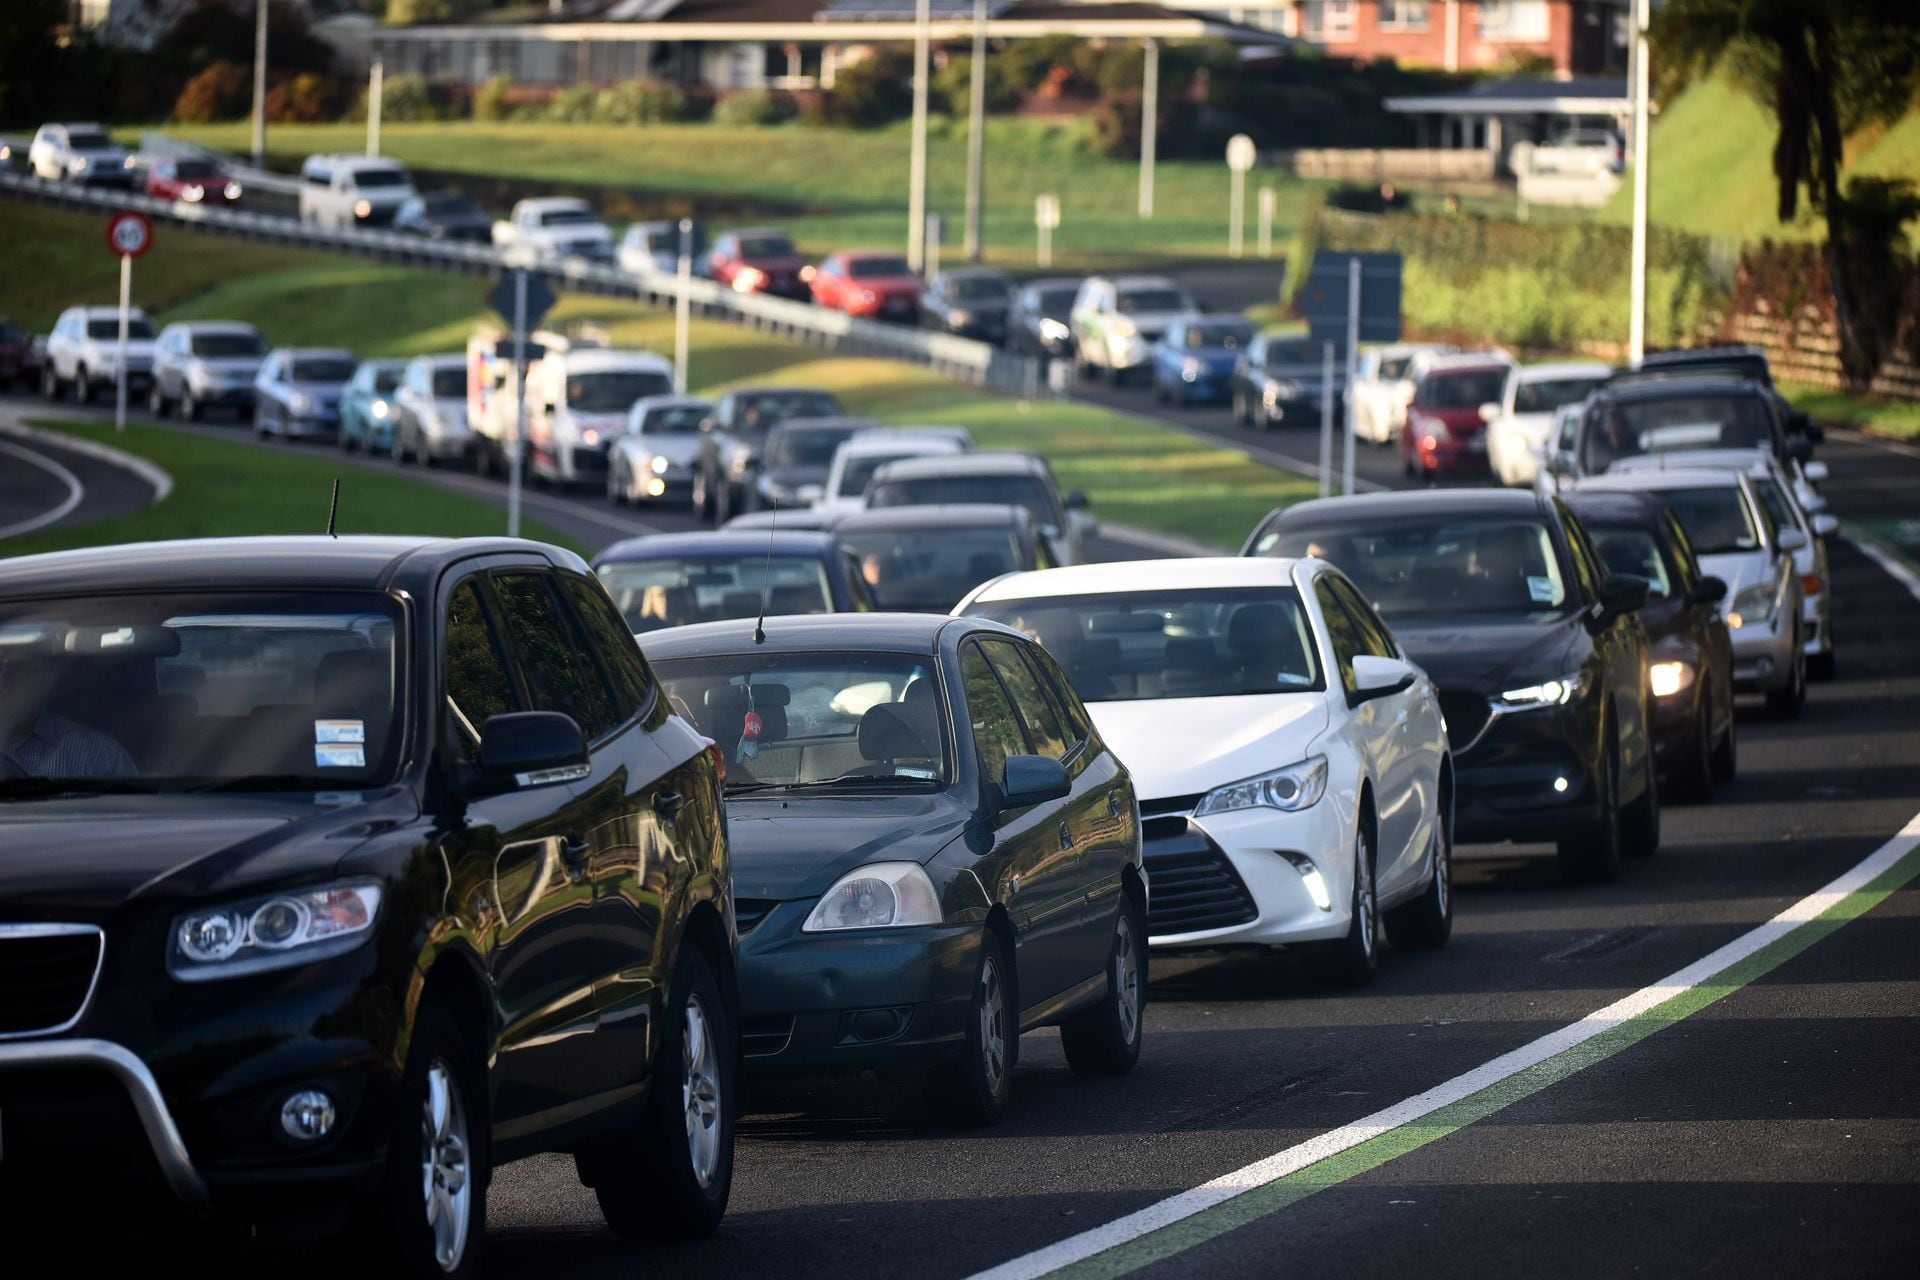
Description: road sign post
xmin=1319 ymin=340 xmax=1335 ymax=500
xmin=1343 ymin=257 xmax=1360 ymax=495
xmin=105 ymin=211 xmax=153 ymax=434
xmin=489 ymin=263 xmax=555 ymax=538
xmin=1258 ymin=186 xmax=1276 ymax=258
xmin=1226 ymin=134 xmax=1256 ymax=259
xmin=674 ymin=218 xmax=693 ymax=394
xmin=925 ymin=213 xmax=944 ymax=283
xmin=1035 ymin=194 xmax=1060 ymax=269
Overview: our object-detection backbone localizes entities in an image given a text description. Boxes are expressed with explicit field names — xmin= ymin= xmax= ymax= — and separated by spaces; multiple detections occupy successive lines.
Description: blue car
xmin=1152 ymin=316 xmax=1257 ymax=407
xmin=641 ymin=613 xmax=1146 ymax=1125
xmin=338 ymin=358 xmax=408 ymax=454
xmin=592 ymin=530 xmax=875 ymax=633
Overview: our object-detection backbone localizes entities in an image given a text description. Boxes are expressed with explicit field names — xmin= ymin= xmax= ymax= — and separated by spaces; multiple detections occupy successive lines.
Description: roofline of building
xmin=1383 ymin=94 xmax=1630 ymax=115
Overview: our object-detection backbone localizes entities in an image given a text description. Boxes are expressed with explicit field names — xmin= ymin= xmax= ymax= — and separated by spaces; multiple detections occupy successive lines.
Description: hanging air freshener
xmin=736 ymin=708 xmax=763 ymax=763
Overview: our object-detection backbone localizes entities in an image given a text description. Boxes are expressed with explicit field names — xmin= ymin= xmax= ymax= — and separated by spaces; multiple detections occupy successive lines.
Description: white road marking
xmin=0 ymin=438 xmax=85 ymax=539
xmin=1847 ymin=534 xmax=1920 ymax=603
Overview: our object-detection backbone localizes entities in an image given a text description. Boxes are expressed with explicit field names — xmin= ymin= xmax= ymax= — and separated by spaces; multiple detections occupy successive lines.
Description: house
xmin=1200 ymin=1 xmax=1630 ymax=75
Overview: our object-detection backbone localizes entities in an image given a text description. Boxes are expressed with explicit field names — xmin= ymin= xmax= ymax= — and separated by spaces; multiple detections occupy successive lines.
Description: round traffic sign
xmin=106 ymin=210 xmax=153 ymax=259
xmin=1226 ymin=134 xmax=1258 ymax=173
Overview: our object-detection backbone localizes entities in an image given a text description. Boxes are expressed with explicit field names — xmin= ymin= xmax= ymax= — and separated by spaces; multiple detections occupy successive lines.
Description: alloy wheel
xmin=1432 ymin=819 xmax=1451 ymax=918
xmin=979 ymin=952 xmax=1008 ymax=1096
xmin=1355 ymin=829 xmax=1377 ymax=957
xmin=1114 ymin=910 xmax=1140 ymax=1046
xmin=682 ymin=994 xmax=723 ymax=1190
xmin=420 ymin=1058 xmax=472 ymax=1273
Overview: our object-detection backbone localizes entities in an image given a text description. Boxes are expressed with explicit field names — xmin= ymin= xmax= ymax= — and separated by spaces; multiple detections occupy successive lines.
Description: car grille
xmin=1437 ymin=689 xmax=1495 ymax=754
xmin=0 ymin=926 xmax=104 ymax=1037
xmin=1142 ymin=817 xmax=1257 ymax=937
xmin=734 ymin=898 xmax=777 ymax=937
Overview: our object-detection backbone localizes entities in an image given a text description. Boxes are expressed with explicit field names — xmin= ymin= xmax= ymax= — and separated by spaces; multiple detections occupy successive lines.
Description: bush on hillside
xmin=472 ymin=73 xmax=513 ymax=122
xmin=598 ymin=79 xmax=689 ymax=125
xmin=267 ymin=72 xmax=343 ymax=124
xmin=809 ymin=48 xmax=914 ymax=127
xmin=932 ymin=54 xmax=1020 ymax=117
xmin=712 ymin=88 xmax=797 ymax=127
xmin=994 ymin=35 xmax=1089 ymax=99
xmin=546 ymin=84 xmax=599 ymax=123
xmin=171 ymin=59 xmax=252 ymax=122
xmin=365 ymin=73 xmax=440 ymax=122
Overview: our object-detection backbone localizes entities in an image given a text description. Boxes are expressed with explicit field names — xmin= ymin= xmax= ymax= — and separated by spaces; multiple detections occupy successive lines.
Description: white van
xmin=298 ymin=154 xmax=416 ymax=229
xmin=524 ymin=344 xmax=674 ymax=488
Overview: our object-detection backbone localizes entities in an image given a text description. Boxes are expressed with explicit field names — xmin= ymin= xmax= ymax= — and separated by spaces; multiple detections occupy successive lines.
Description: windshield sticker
xmin=896 ymin=767 xmax=937 ymax=780
xmin=1527 ymin=576 xmax=1558 ymax=603
xmin=315 ymin=744 xmax=366 ymax=768
xmin=315 ymin=719 xmax=365 ymax=744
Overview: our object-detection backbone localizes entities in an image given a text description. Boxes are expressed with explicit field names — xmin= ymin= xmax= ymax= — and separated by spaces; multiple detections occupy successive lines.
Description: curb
xmin=0 ymin=422 xmax=175 ymax=505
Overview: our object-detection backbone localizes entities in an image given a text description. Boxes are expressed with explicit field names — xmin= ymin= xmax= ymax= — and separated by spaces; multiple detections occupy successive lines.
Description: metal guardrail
xmin=0 ymin=166 xmax=1040 ymax=395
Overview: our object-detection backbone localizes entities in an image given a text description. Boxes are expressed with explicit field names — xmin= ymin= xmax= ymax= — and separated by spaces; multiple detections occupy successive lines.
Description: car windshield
xmin=968 ymin=588 xmax=1322 ymax=702
xmin=951 ymin=276 xmax=1012 ymax=301
xmin=849 ymin=256 xmax=913 ymax=279
xmin=430 ymin=367 xmax=465 ymax=397
xmin=292 ymin=358 xmax=356 ymax=382
xmin=1378 ymin=356 xmax=1413 ymax=380
xmin=640 ymin=405 xmax=706 ymax=434
xmin=1187 ymin=322 xmax=1256 ymax=350
xmin=599 ymin=556 xmax=834 ymax=631
xmin=737 ymin=235 xmax=794 ymax=258
xmin=1750 ymin=477 xmax=1801 ymax=532
xmin=369 ymin=367 xmax=402 ymax=393
xmin=568 ymin=370 xmax=671 ymax=412
xmin=1035 ymin=288 xmax=1078 ymax=315
xmin=838 ymin=451 xmax=924 ymax=497
xmin=1420 ymin=370 xmax=1508 ymax=409
xmin=540 ymin=208 xmax=598 ymax=226
xmin=67 ymin=130 xmax=113 ymax=150
xmin=1588 ymin=527 xmax=1672 ymax=598
xmin=767 ymin=427 xmax=857 ymax=469
xmin=1264 ymin=337 xmax=1321 ymax=368
xmin=423 ymin=195 xmax=481 ymax=216
xmin=352 ymin=168 xmax=407 ymax=188
xmin=88 ymin=318 xmax=155 ymax=339
xmin=651 ymin=651 xmax=949 ymax=792
xmin=869 ymin=474 xmax=1061 ymax=532
xmin=733 ymin=391 xmax=841 ymax=432
xmin=173 ymin=159 xmax=219 ymax=179
xmin=191 ymin=332 xmax=263 ymax=357
xmin=1514 ymin=376 xmax=1601 ymax=415
xmin=1661 ymin=486 xmax=1763 ymax=555
xmin=1581 ymin=394 xmax=1774 ymax=472
xmin=1117 ymin=288 xmax=1188 ymax=314
xmin=0 ymin=592 xmax=402 ymax=794
xmin=839 ymin=527 xmax=1024 ymax=611
xmin=1256 ymin=517 xmax=1572 ymax=618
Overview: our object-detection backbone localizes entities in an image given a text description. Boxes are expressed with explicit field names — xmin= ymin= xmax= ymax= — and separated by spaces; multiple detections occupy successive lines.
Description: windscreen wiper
xmin=0 ymin=778 xmax=164 ymax=800
xmin=728 ymin=773 xmax=940 ymax=795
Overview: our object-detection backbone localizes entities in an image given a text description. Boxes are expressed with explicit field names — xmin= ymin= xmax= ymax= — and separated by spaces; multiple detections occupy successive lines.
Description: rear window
xmin=1117 ymin=288 xmax=1188 ymax=314
xmin=190 ymin=332 xmax=263 ymax=358
xmin=849 ymin=256 xmax=912 ymax=279
xmin=431 ymin=368 xmax=465 ymax=397
xmin=67 ymin=130 xmax=112 ymax=150
xmin=1659 ymin=487 xmax=1763 ymax=557
xmin=598 ymin=556 xmax=835 ymax=631
xmin=869 ymin=473 xmax=1061 ymax=533
xmin=292 ymin=358 xmax=356 ymax=383
xmin=351 ymin=168 xmax=408 ymax=188
xmin=88 ymin=318 xmax=155 ymax=340
xmin=1419 ymin=370 xmax=1508 ymax=409
xmin=838 ymin=526 xmax=1025 ymax=612
xmin=1581 ymin=393 xmax=1775 ymax=473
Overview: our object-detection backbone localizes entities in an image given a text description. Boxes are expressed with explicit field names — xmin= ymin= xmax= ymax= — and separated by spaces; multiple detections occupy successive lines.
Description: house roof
xmin=1385 ymin=78 xmax=1631 ymax=117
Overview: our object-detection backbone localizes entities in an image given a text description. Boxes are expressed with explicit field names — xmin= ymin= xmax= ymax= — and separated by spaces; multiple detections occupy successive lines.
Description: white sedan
xmin=959 ymin=557 xmax=1453 ymax=986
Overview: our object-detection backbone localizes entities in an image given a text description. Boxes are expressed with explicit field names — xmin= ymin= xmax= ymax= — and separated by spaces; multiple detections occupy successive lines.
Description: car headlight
xmin=225 ymin=180 xmax=243 ymax=200
xmin=1038 ymin=317 xmax=1070 ymax=343
xmin=651 ymin=454 xmax=671 ymax=474
xmin=182 ymin=183 xmax=204 ymax=202
xmin=1109 ymin=317 xmax=1137 ymax=339
xmin=583 ymin=428 xmax=601 ymax=447
xmin=858 ymin=289 xmax=877 ymax=305
xmin=123 ymin=155 xmax=137 ymax=169
xmin=1194 ymin=756 xmax=1328 ymax=817
xmin=1181 ymin=357 xmax=1205 ymax=380
xmin=370 ymin=399 xmax=390 ymax=420
xmin=802 ymin=862 xmax=942 ymax=932
xmin=1265 ymin=378 xmax=1299 ymax=402
xmin=289 ymin=391 xmax=314 ymax=415
xmin=1728 ymin=573 xmax=1787 ymax=629
xmin=734 ymin=266 xmax=768 ymax=292
xmin=950 ymin=308 xmax=974 ymax=326
xmin=1497 ymin=669 xmax=1589 ymax=710
xmin=1649 ymin=660 xmax=1694 ymax=699
xmin=353 ymin=199 xmax=373 ymax=219
xmin=72 ymin=156 xmax=90 ymax=172
xmin=170 ymin=883 xmax=383 ymax=981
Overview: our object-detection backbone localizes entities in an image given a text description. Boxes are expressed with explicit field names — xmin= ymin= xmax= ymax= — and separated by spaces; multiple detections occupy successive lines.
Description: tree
xmin=1655 ymin=0 xmax=1920 ymax=386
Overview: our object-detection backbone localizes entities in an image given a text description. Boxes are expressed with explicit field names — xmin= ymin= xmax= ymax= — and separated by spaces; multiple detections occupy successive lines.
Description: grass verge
xmin=1781 ymin=382 xmax=1920 ymax=441
xmin=3 ymin=420 xmax=583 ymax=558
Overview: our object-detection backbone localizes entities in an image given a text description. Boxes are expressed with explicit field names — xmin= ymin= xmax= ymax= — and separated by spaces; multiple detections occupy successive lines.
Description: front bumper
xmin=1729 ymin=613 xmax=1796 ymax=691
xmin=735 ymin=903 xmax=979 ymax=1071
xmin=190 ymin=383 xmax=257 ymax=410
xmin=1450 ymin=704 xmax=1603 ymax=844
xmin=537 ymin=439 xmax=611 ymax=483
xmin=282 ymin=411 xmax=340 ymax=438
xmin=1266 ymin=391 xmax=1342 ymax=425
xmin=1141 ymin=803 xmax=1351 ymax=949
xmin=1416 ymin=433 xmax=1491 ymax=475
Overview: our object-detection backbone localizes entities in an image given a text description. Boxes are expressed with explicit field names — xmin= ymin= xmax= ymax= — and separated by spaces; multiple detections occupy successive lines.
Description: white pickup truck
xmin=490 ymin=198 xmax=615 ymax=263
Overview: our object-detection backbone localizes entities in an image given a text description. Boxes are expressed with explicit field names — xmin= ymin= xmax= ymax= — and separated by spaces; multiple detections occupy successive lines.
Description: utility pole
xmin=1138 ymin=39 xmax=1158 ymax=219
xmin=251 ymin=0 xmax=269 ymax=168
xmin=674 ymin=219 xmax=694 ymax=394
xmin=962 ymin=0 xmax=988 ymax=261
xmin=907 ymin=0 xmax=931 ymax=272
xmin=1627 ymin=0 xmax=1651 ymax=364
xmin=366 ymin=58 xmax=384 ymax=158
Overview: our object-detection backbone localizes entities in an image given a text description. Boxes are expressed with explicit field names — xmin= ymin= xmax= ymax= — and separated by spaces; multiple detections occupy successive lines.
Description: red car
xmin=145 ymin=155 xmax=242 ymax=205
xmin=0 ymin=316 xmax=41 ymax=391
xmin=707 ymin=228 xmax=810 ymax=300
xmin=1402 ymin=355 xmax=1515 ymax=478
xmin=809 ymin=250 xmax=923 ymax=322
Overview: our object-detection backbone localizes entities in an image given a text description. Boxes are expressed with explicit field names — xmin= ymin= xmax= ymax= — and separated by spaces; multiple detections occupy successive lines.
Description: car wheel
xmin=42 ymin=364 xmax=62 ymax=401
xmin=75 ymin=368 xmax=94 ymax=405
xmin=147 ymin=385 xmax=168 ymax=417
xmin=1311 ymin=822 xmax=1380 ymax=987
xmin=1669 ymin=692 xmax=1716 ymax=804
xmin=1622 ymin=736 xmax=1661 ymax=857
xmin=254 ymin=405 xmax=269 ymax=438
xmin=1385 ymin=795 xmax=1452 ymax=949
xmin=1766 ymin=631 xmax=1806 ymax=719
xmin=583 ymin=945 xmax=734 ymax=1242
xmin=1710 ymin=696 xmax=1738 ymax=784
xmin=1233 ymin=389 xmax=1252 ymax=426
xmin=691 ymin=466 xmax=712 ymax=520
xmin=1059 ymin=891 xmax=1145 ymax=1077
xmin=606 ymin=459 xmax=624 ymax=505
xmin=372 ymin=1004 xmax=488 ymax=1279
xmin=1558 ymin=731 xmax=1622 ymax=883
xmin=925 ymin=928 xmax=1014 ymax=1127
xmin=181 ymin=392 xmax=200 ymax=422
xmin=714 ymin=478 xmax=734 ymax=526
xmin=339 ymin=422 xmax=355 ymax=452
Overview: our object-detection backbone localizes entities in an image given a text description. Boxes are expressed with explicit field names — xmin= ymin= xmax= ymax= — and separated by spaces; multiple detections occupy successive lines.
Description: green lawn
xmin=156 ymin=117 xmax=1317 ymax=270
xmin=3 ymin=420 xmax=582 ymax=558
xmin=1780 ymin=382 xmax=1920 ymax=441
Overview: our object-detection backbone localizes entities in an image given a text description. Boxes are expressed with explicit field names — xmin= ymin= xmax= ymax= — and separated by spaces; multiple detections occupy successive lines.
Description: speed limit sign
xmin=106 ymin=210 xmax=153 ymax=258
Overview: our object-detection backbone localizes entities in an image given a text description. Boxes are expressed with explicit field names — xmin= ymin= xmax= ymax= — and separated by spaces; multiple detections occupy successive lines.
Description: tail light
xmin=704 ymin=738 xmax=726 ymax=784
xmin=1801 ymin=574 xmax=1823 ymax=598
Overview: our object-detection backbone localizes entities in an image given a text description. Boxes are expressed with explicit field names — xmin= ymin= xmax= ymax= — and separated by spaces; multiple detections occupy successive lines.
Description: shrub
xmin=809 ymin=47 xmax=914 ymax=127
xmin=596 ymin=79 xmax=688 ymax=125
xmin=171 ymin=59 xmax=251 ymax=123
xmin=472 ymin=72 xmax=513 ymax=122
xmin=266 ymin=72 xmax=339 ymax=124
xmin=995 ymin=35 xmax=1087 ymax=98
xmin=368 ymin=73 xmax=439 ymax=122
xmin=932 ymin=54 xmax=1019 ymax=117
xmin=547 ymin=83 xmax=600 ymax=123
xmin=712 ymin=88 xmax=796 ymax=127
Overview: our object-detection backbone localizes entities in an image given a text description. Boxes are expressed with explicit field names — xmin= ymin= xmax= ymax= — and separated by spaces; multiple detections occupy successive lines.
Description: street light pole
xmin=907 ymin=0 xmax=931 ymax=272
xmin=674 ymin=218 xmax=693 ymax=395
xmin=1138 ymin=38 xmax=1158 ymax=219
xmin=251 ymin=0 xmax=269 ymax=168
xmin=367 ymin=57 xmax=384 ymax=158
xmin=962 ymin=0 xmax=988 ymax=261
xmin=1627 ymin=0 xmax=1651 ymax=364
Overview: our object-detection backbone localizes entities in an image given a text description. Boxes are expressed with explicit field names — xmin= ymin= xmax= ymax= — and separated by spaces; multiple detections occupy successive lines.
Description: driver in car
xmin=0 ymin=661 xmax=138 ymax=778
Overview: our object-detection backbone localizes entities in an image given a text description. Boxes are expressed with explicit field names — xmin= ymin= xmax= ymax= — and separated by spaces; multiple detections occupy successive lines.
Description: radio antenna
xmin=754 ymin=498 xmax=777 ymax=645
xmin=326 ymin=478 xmax=340 ymax=538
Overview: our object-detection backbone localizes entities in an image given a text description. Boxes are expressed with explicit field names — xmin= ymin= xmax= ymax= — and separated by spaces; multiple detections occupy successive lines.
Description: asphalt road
xmin=0 ymin=428 xmax=160 ymax=539
xmin=5 ymin=388 xmax=1918 ymax=1278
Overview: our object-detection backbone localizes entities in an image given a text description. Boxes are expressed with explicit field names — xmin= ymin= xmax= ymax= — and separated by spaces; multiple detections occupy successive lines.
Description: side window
xmin=492 ymin=571 xmax=614 ymax=740
xmin=1314 ymin=577 xmax=1364 ymax=695
xmin=1026 ymin=643 xmax=1094 ymax=748
xmin=981 ymin=638 xmax=1069 ymax=760
xmin=1328 ymin=577 xmax=1397 ymax=659
xmin=557 ymin=573 xmax=653 ymax=722
xmin=842 ymin=552 xmax=876 ymax=611
xmin=960 ymin=642 xmax=1031 ymax=785
xmin=444 ymin=580 xmax=518 ymax=761
xmin=1560 ymin=513 xmax=1605 ymax=604
xmin=1665 ymin=512 xmax=1701 ymax=591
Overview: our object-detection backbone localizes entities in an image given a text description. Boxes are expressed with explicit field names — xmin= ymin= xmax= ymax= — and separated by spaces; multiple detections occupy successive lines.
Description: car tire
xmin=147 ymin=385 xmax=168 ymax=417
xmin=75 ymin=369 xmax=94 ymax=405
xmin=1558 ymin=732 xmax=1622 ymax=884
xmin=181 ymin=393 xmax=199 ymax=422
xmin=1385 ymin=800 xmax=1452 ymax=950
xmin=584 ymin=945 xmax=734 ymax=1243
xmin=339 ymin=423 xmax=356 ymax=452
xmin=254 ymin=405 xmax=269 ymax=439
xmin=1311 ymin=822 xmax=1380 ymax=988
xmin=1233 ymin=389 xmax=1252 ymax=426
xmin=606 ymin=460 xmax=624 ymax=505
xmin=1059 ymin=892 xmax=1145 ymax=1078
xmin=1669 ymin=692 xmax=1715 ymax=804
xmin=1710 ymin=698 xmax=1738 ymax=784
xmin=42 ymin=364 xmax=62 ymax=401
xmin=1766 ymin=632 xmax=1806 ymax=719
xmin=691 ymin=466 xmax=712 ymax=520
xmin=925 ymin=928 xmax=1014 ymax=1127
xmin=372 ymin=1004 xmax=489 ymax=1280
xmin=1622 ymin=737 xmax=1661 ymax=857
xmin=714 ymin=478 xmax=735 ymax=526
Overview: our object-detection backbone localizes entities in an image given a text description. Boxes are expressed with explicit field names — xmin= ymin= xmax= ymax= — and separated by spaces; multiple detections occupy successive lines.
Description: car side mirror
xmin=1787 ymin=436 xmax=1814 ymax=462
xmin=999 ymin=754 xmax=1070 ymax=809
xmin=1802 ymin=460 xmax=1829 ymax=484
xmin=1690 ymin=575 xmax=1727 ymax=606
xmin=1776 ymin=528 xmax=1808 ymax=553
xmin=1065 ymin=490 xmax=1090 ymax=511
xmin=1478 ymin=402 xmax=1499 ymax=423
xmin=1349 ymin=654 xmax=1417 ymax=706
xmin=470 ymin=711 xmax=588 ymax=797
xmin=1597 ymin=572 xmax=1650 ymax=622
xmin=1811 ymin=513 xmax=1839 ymax=539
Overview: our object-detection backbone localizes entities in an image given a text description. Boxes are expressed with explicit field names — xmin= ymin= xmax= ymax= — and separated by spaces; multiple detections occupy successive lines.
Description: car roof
xmin=1590 ymin=373 xmax=1766 ymax=405
xmin=969 ymin=556 xmax=1303 ymax=604
xmin=1107 ymin=275 xmax=1182 ymax=291
xmin=592 ymin=530 xmax=841 ymax=565
xmin=0 ymin=536 xmax=579 ymax=597
xmin=639 ymin=613 xmax=974 ymax=660
xmin=731 ymin=384 xmax=835 ymax=399
xmin=561 ymin=348 xmax=671 ymax=371
xmin=408 ymin=352 xmax=465 ymax=367
xmin=939 ymin=267 xmax=1012 ymax=281
xmin=1558 ymin=488 xmax=1673 ymax=525
xmin=1569 ymin=468 xmax=1744 ymax=493
xmin=1270 ymin=488 xmax=1548 ymax=525
xmin=520 ymin=196 xmax=590 ymax=211
xmin=1420 ymin=352 xmax=1515 ymax=373
xmin=79 ymin=306 xmax=150 ymax=317
xmin=768 ymin=417 xmax=877 ymax=434
xmin=169 ymin=320 xmax=259 ymax=334
xmin=832 ymin=503 xmax=1032 ymax=532
xmin=1022 ymin=277 xmax=1086 ymax=292
xmin=275 ymin=347 xmax=357 ymax=360
xmin=1606 ymin=448 xmax=1780 ymax=477
xmin=1640 ymin=344 xmax=1767 ymax=366
xmin=633 ymin=394 xmax=713 ymax=411
xmin=836 ymin=435 xmax=962 ymax=459
xmin=1513 ymin=360 xmax=1611 ymax=381
xmin=873 ymin=451 xmax=1046 ymax=480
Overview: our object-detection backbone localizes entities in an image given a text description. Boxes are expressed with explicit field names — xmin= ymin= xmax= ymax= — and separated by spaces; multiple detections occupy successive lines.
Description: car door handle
xmin=655 ymin=790 xmax=683 ymax=818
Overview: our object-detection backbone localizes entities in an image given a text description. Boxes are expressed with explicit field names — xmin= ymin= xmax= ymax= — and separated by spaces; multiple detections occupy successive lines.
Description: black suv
xmin=0 ymin=536 xmax=737 ymax=1275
